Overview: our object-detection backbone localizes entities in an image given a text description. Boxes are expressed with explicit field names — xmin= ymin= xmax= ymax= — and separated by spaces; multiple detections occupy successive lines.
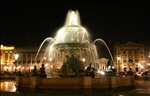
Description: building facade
xmin=144 ymin=42 xmax=150 ymax=70
xmin=1 ymin=41 xmax=150 ymax=74
xmin=0 ymin=44 xmax=45 ymax=73
xmin=0 ymin=44 xmax=110 ymax=74
xmin=113 ymin=41 xmax=150 ymax=72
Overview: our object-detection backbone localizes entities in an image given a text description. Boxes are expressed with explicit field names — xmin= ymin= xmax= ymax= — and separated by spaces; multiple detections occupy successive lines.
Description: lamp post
xmin=117 ymin=56 xmax=121 ymax=73
xmin=148 ymin=55 xmax=150 ymax=63
xmin=147 ymin=55 xmax=150 ymax=70
xmin=82 ymin=58 xmax=85 ymax=69
xmin=49 ymin=58 xmax=52 ymax=73
xmin=14 ymin=54 xmax=19 ymax=73
xmin=82 ymin=58 xmax=85 ymax=63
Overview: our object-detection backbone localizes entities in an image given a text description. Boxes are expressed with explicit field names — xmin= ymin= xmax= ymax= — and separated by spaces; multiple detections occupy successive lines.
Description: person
xmin=85 ymin=64 xmax=91 ymax=76
xmin=32 ymin=65 xmax=38 ymax=76
xmin=85 ymin=63 xmax=95 ymax=78
xmin=40 ymin=64 xmax=47 ymax=78
xmin=91 ymin=67 xmax=95 ymax=78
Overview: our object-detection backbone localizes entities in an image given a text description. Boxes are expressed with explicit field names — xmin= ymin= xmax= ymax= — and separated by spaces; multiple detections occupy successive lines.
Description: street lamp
xmin=82 ymin=58 xmax=86 ymax=70
xmin=148 ymin=55 xmax=150 ymax=66
xmin=82 ymin=58 xmax=85 ymax=63
xmin=14 ymin=54 xmax=19 ymax=73
xmin=49 ymin=58 xmax=52 ymax=62
xmin=49 ymin=58 xmax=52 ymax=73
xmin=148 ymin=55 xmax=150 ymax=63
xmin=117 ymin=56 xmax=121 ymax=73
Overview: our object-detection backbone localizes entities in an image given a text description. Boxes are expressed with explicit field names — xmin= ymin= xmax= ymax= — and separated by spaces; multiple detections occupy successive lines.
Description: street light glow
xmin=49 ymin=58 xmax=52 ymax=62
xmin=117 ymin=56 xmax=120 ymax=61
xmin=117 ymin=56 xmax=121 ymax=73
xmin=82 ymin=58 xmax=85 ymax=62
xmin=14 ymin=54 xmax=19 ymax=60
xmin=14 ymin=54 xmax=19 ymax=72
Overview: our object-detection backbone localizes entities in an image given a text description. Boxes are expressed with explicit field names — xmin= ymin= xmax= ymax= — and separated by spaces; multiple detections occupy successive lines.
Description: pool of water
xmin=0 ymin=80 xmax=16 ymax=92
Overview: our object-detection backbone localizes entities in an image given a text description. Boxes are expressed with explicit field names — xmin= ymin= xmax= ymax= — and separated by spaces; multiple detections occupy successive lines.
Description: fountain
xmin=15 ymin=10 xmax=134 ymax=91
xmin=35 ymin=10 xmax=114 ymax=78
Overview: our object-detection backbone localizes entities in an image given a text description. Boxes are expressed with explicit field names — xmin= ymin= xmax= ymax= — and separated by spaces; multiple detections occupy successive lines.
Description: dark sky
xmin=1 ymin=0 xmax=150 ymax=50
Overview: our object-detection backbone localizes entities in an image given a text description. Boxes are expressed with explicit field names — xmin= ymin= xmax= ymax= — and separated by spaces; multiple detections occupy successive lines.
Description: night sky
xmin=1 ymin=1 xmax=150 ymax=53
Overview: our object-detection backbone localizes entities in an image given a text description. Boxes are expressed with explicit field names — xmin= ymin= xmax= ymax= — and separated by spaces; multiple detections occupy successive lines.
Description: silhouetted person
xmin=32 ymin=65 xmax=38 ymax=76
xmin=85 ymin=63 xmax=95 ymax=78
xmin=85 ymin=63 xmax=92 ymax=76
xmin=40 ymin=64 xmax=47 ymax=78
xmin=91 ymin=67 xmax=95 ymax=78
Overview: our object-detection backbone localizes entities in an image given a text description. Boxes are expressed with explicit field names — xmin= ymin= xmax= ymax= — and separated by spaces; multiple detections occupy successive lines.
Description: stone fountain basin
xmin=54 ymin=42 xmax=90 ymax=51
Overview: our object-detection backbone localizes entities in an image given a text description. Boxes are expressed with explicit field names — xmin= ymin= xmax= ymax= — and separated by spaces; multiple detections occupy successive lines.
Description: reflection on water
xmin=0 ymin=81 xmax=16 ymax=92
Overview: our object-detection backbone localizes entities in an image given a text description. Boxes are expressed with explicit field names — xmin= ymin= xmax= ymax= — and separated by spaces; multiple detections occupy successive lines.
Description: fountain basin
xmin=54 ymin=42 xmax=90 ymax=51
xmin=15 ymin=76 xmax=134 ymax=91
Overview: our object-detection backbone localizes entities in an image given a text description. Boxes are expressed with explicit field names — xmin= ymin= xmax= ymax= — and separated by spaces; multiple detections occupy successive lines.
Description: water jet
xmin=35 ymin=10 xmax=114 ymax=78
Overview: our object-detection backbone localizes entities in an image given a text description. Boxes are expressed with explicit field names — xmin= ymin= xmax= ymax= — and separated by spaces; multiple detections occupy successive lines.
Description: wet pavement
xmin=1 ymin=76 xmax=150 ymax=96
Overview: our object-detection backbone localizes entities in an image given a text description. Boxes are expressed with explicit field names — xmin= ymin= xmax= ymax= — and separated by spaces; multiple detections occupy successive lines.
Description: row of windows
xmin=121 ymin=59 xmax=144 ymax=63
xmin=2 ymin=52 xmax=44 ymax=60
xmin=117 ymin=50 xmax=144 ymax=54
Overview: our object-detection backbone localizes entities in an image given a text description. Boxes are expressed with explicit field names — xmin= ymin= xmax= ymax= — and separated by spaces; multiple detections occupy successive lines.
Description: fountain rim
xmin=54 ymin=42 xmax=91 ymax=51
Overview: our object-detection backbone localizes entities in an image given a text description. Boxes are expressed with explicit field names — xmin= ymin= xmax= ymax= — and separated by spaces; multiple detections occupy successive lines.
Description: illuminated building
xmin=1 ymin=41 xmax=150 ymax=73
xmin=144 ymin=42 xmax=150 ymax=70
xmin=0 ymin=44 xmax=15 ymax=72
xmin=0 ymin=44 xmax=45 ymax=73
xmin=113 ymin=41 xmax=150 ymax=72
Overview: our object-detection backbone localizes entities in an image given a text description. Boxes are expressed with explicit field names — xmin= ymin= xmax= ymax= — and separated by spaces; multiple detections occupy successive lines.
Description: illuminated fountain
xmin=15 ymin=10 xmax=134 ymax=91
xmin=35 ymin=10 xmax=114 ymax=78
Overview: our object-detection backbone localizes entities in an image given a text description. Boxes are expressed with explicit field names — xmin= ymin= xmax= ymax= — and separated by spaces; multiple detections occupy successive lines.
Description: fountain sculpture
xmin=35 ymin=10 xmax=114 ymax=78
